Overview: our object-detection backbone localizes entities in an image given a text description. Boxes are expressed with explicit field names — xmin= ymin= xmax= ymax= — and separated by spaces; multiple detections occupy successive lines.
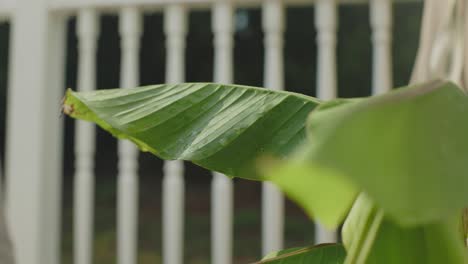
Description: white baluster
xmin=316 ymin=0 xmax=338 ymax=101
xmin=370 ymin=0 xmax=393 ymax=95
xmin=314 ymin=0 xmax=338 ymax=244
xmin=6 ymin=2 xmax=67 ymax=262
xmin=163 ymin=5 xmax=187 ymax=264
xmin=262 ymin=0 xmax=285 ymax=255
xmin=47 ymin=15 xmax=68 ymax=264
xmin=74 ymin=9 xmax=99 ymax=264
xmin=211 ymin=1 xmax=234 ymax=264
xmin=117 ymin=7 xmax=142 ymax=264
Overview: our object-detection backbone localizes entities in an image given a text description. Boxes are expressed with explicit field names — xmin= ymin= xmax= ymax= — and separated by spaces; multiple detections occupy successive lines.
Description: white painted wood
xmin=314 ymin=0 xmax=338 ymax=244
xmin=74 ymin=9 xmax=99 ymax=264
xmin=0 ymin=0 xmax=14 ymax=19
xmin=0 ymin=156 xmax=14 ymax=264
xmin=162 ymin=4 xmax=187 ymax=264
xmin=211 ymin=173 xmax=233 ymax=264
xmin=0 ymin=70 xmax=11 ymax=261
xmin=261 ymin=182 xmax=284 ymax=255
xmin=117 ymin=6 xmax=142 ymax=264
xmin=315 ymin=0 xmax=338 ymax=101
xmin=5 ymin=1 xmax=67 ymax=262
xmin=261 ymin=0 xmax=285 ymax=256
xmin=44 ymin=13 xmax=68 ymax=264
xmin=47 ymin=0 xmax=422 ymax=13
xmin=211 ymin=1 xmax=234 ymax=264
xmin=0 ymin=196 xmax=14 ymax=264
xmin=370 ymin=0 xmax=393 ymax=94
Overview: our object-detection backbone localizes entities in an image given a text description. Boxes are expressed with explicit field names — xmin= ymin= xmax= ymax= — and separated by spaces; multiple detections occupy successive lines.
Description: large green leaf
xmin=63 ymin=83 xmax=319 ymax=180
xmin=64 ymin=83 xmax=360 ymax=228
xmin=302 ymin=80 xmax=468 ymax=226
xmin=343 ymin=193 xmax=468 ymax=264
xmin=258 ymin=244 xmax=346 ymax=264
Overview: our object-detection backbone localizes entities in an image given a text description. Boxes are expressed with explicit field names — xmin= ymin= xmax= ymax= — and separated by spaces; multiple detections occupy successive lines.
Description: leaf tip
xmin=62 ymin=88 xmax=76 ymax=116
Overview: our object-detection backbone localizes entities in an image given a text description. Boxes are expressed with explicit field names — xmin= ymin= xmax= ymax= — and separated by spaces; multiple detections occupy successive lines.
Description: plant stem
xmin=344 ymin=206 xmax=384 ymax=264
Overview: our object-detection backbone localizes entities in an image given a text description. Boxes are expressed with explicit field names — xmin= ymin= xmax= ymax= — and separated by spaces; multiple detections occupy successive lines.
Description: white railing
xmin=117 ymin=7 xmax=141 ymax=264
xmin=314 ymin=0 xmax=338 ymax=243
xmin=261 ymin=0 xmax=286 ymax=255
xmin=74 ymin=8 xmax=99 ymax=264
xmin=0 ymin=0 xmax=418 ymax=263
xmin=162 ymin=5 xmax=187 ymax=264
xmin=212 ymin=2 xmax=234 ymax=263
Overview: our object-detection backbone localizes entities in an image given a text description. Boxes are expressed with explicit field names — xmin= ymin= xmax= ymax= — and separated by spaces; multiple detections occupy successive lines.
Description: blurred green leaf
xmin=366 ymin=215 xmax=467 ymax=264
xmin=303 ymin=80 xmax=468 ymax=226
xmin=261 ymin=99 xmax=361 ymax=228
xmin=258 ymin=244 xmax=345 ymax=264
xmin=263 ymin=157 xmax=357 ymax=228
xmin=343 ymin=193 xmax=468 ymax=264
xmin=342 ymin=193 xmax=383 ymax=263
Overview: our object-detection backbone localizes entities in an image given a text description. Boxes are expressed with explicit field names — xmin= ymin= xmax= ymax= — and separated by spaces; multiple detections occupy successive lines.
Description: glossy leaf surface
xmin=64 ymin=83 xmax=361 ymax=228
xmin=64 ymin=83 xmax=319 ymax=180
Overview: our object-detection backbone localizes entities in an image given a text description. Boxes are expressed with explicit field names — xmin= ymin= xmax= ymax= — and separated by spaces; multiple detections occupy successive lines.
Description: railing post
xmin=5 ymin=1 xmax=67 ymax=263
xmin=163 ymin=4 xmax=187 ymax=264
xmin=370 ymin=0 xmax=393 ymax=94
xmin=315 ymin=0 xmax=338 ymax=244
xmin=74 ymin=8 xmax=99 ymax=264
xmin=118 ymin=6 xmax=142 ymax=264
xmin=262 ymin=0 xmax=285 ymax=255
xmin=211 ymin=1 xmax=234 ymax=263
xmin=0 ymin=158 xmax=14 ymax=264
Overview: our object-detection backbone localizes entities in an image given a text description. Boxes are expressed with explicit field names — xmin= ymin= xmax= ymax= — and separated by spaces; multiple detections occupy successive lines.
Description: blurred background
xmin=0 ymin=2 xmax=422 ymax=263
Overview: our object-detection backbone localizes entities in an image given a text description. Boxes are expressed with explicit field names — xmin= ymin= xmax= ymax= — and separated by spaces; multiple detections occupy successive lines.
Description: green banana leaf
xmin=64 ymin=80 xmax=468 ymax=233
xmin=296 ymin=80 xmax=468 ymax=226
xmin=64 ymin=83 xmax=360 ymax=229
xmin=343 ymin=193 xmax=468 ymax=264
xmin=258 ymin=244 xmax=346 ymax=264
xmin=64 ymin=83 xmax=319 ymax=179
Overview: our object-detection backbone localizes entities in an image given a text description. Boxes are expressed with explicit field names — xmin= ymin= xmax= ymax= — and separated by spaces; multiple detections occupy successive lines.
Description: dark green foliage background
xmin=0 ymin=2 xmax=422 ymax=263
